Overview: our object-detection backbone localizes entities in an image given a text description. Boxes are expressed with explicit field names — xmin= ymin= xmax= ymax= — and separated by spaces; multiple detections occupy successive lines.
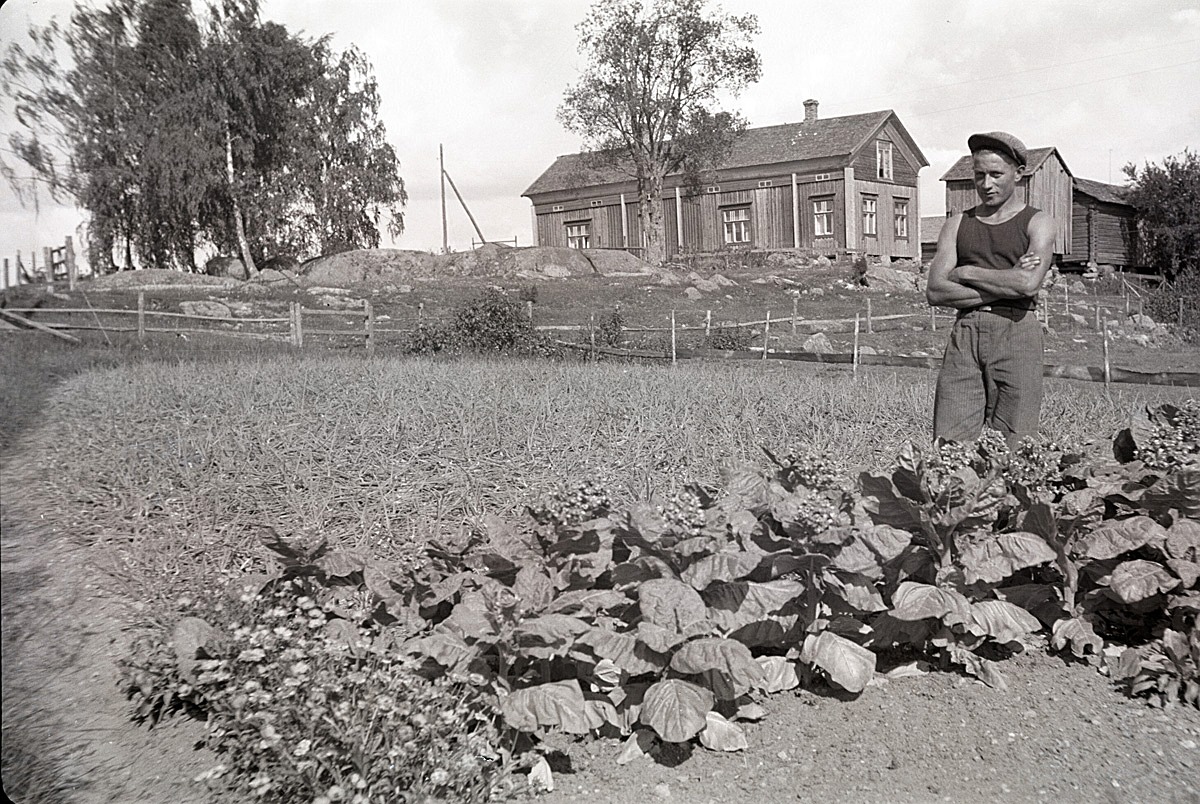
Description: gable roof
xmin=524 ymin=110 xmax=928 ymax=197
xmin=939 ymin=146 xmax=1070 ymax=182
xmin=1073 ymin=176 xmax=1131 ymax=206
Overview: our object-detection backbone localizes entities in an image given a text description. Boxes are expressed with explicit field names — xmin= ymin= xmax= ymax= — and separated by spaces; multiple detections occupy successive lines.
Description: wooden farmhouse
xmin=522 ymin=101 xmax=929 ymax=261
xmin=940 ymin=149 xmax=1143 ymax=269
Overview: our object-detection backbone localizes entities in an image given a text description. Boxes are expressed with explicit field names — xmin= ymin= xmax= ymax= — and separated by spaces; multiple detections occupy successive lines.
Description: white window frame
xmin=722 ymin=206 xmax=751 ymax=245
xmin=862 ymin=196 xmax=878 ymax=237
xmin=565 ymin=220 xmax=591 ymax=249
xmin=813 ymin=198 xmax=833 ymax=237
xmin=876 ymin=141 xmax=894 ymax=181
xmin=894 ymin=199 xmax=909 ymax=239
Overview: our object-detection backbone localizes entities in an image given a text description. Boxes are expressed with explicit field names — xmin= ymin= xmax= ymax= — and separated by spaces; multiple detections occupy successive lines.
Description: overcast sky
xmin=1 ymin=0 xmax=1198 ymax=272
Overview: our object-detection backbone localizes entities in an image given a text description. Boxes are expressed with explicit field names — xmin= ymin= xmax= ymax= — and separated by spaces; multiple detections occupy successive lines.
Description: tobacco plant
xmin=123 ymin=400 xmax=1200 ymax=799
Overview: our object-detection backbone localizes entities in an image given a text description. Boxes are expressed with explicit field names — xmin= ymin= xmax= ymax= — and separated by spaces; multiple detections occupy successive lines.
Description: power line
xmin=845 ymin=38 xmax=1200 ymax=105
xmin=919 ymin=57 xmax=1200 ymax=115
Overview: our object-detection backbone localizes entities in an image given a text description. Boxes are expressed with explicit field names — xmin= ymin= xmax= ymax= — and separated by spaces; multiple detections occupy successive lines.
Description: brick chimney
xmin=803 ymin=99 xmax=819 ymax=123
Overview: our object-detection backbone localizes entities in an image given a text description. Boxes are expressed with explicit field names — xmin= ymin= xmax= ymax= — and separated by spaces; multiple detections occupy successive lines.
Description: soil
xmin=2 ymin=262 xmax=1199 ymax=803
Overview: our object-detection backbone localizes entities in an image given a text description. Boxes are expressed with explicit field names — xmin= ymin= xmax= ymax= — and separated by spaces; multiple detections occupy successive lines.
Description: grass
xmin=9 ymin=349 xmax=1193 ymax=615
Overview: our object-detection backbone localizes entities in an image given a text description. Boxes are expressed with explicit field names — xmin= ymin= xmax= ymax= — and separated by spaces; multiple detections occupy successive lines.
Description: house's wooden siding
xmin=1070 ymin=197 xmax=1140 ymax=267
xmin=852 ymin=121 xmax=920 ymax=187
xmin=852 ymin=180 xmax=919 ymax=260
xmin=534 ymin=173 xmax=863 ymax=257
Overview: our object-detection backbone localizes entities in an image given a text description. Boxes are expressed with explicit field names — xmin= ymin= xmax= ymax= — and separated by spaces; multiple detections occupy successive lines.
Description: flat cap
xmin=968 ymin=131 xmax=1028 ymax=167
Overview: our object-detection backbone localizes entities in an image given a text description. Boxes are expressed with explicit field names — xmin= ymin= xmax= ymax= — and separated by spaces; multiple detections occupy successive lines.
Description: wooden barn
xmin=940 ymin=146 xmax=1075 ymax=257
xmin=1068 ymin=177 xmax=1142 ymax=270
xmin=522 ymin=101 xmax=929 ymax=261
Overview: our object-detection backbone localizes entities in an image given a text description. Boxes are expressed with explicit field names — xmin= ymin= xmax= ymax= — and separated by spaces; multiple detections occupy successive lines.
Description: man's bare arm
xmin=951 ymin=211 xmax=1056 ymax=299
xmin=925 ymin=214 xmax=1001 ymax=309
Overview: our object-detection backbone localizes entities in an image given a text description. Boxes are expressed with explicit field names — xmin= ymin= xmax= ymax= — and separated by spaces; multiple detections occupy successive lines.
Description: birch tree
xmin=558 ymin=0 xmax=760 ymax=265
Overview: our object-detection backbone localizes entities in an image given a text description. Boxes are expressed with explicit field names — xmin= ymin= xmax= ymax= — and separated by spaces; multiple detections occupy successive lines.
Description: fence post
xmin=2 ymin=258 xmax=7 ymax=290
xmin=137 ymin=292 xmax=146 ymax=341
xmin=670 ymin=310 xmax=677 ymax=365
xmin=526 ymin=299 xmax=534 ymax=324
xmin=296 ymin=303 xmax=304 ymax=348
xmin=1180 ymin=298 xmax=1186 ymax=327
xmin=866 ymin=298 xmax=873 ymax=334
xmin=418 ymin=301 xmax=425 ymax=328
xmin=1102 ymin=323 xmax=1111 ymax=387
xmin=30 ymin=249 xmax=36 ymax=282
xmin=791 ymin=296 xmax=798 ymax=333
xmin=930 ymin=306 xmax=936 ymax=332
xmin=705 ymin=309 xmax=711 ymax=336
xmin=65 ymin=237 xmax=76 ymax=291
xmin=589 ymin=312 xmax=596 ymax=363
xmin=853 ymin=313 xmax=860 ymax=380
xmin=43 ymin=247 xmax=52 ymax=283
xmin=1094 ymin=302 xmax=1101 ymax=331
xmin=762 ymin=311 xmax=771 ymax=361
xmin=364 ymin=299 xmax=374 ymax=354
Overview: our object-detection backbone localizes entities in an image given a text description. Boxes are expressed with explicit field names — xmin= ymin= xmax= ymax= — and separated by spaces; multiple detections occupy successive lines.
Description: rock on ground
xmin=803 ymin=332 xmax=834 ymax=353
xmin=178 ymin=300 xmax=232 ymax=318
xmin=861 ymin=263 xmax=923 ymax=293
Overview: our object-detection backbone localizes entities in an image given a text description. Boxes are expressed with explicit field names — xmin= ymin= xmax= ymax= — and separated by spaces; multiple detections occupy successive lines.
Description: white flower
xmin=429 ymin=768 xmax=449 ymax=786
xmin=237 ymin=648 xmax=266 ymax=663
xmin=291 ymin=661 xmax=310 ymax=676
xmin=325 ymin=785 xmax=346 ymax=802
xmin=293 ymin=739 xmax=312 ymax=757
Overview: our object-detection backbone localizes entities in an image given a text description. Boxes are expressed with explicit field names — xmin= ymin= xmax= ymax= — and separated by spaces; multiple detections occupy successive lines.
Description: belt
xmin=957 ymin=302 xmax=1035 ymax=320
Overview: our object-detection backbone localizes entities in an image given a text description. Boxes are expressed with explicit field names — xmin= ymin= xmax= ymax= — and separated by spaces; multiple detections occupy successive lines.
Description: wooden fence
xmin=0 ymin=286 xmax=1196 ymax=388
xmin=2 ymin=237 xmax=80 ymax=291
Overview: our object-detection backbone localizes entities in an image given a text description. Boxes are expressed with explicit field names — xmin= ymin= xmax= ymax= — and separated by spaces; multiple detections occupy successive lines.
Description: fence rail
xmin=2 ymin=286 xmax=1196 ymax=387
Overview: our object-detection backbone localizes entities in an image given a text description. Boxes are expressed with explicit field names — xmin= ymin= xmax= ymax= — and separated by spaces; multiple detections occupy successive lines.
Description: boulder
xmin=710 ymin=273 xmax=738 ymax=287
xmin=1129 ymin=313 xmax=1159 ymax=331
xmin=861 ymin=263 xmax=921 ymax=293
xmin=1070 ymin=313 xmax=1088 ymax=326
xmin=683 ymin=287 xmax=704 ymax=300
xmin=802 ymin=332 xmax=833 ymax=354
xmin=179 ymin=300 xmax=232 ymax=318
xmin=693 ymin=278 xmax=720 ymax=294
xmin=814 ymin=255 xmax=832 ymax=269
xmin=541 ymin=264 xmax=572 ymax=278
xmin=204 ymin=256 xmax=248 ymax=280
xmin=858 ymin=345 xmax=878 ymax=356
xmin=809 ymin=287 xmax=825 ymax=297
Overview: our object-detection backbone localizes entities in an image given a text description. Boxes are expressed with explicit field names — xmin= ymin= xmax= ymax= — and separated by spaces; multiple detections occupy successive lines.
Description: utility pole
xmin=440 ymin=144 xmax=448 ymax=254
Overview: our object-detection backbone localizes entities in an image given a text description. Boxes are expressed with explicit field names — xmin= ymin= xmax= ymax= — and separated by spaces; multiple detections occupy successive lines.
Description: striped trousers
xmin=932 ymin=306 xmax=1043 ymax=445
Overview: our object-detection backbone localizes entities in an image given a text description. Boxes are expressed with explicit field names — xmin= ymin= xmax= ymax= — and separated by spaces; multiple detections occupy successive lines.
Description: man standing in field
xmin=926 ymin=131 xmax=1056 ymax=445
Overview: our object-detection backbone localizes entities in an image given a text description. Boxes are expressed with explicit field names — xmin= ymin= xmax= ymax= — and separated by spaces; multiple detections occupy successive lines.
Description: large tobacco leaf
xmin=889 ymin=582 xmax=973 ymax=627
xmin=638 ymin=578 xmax=710 ymax=632
xmin=800 ymin=631 xmax=876 ymax=693
xmin=499 ymin=679 xmax=599 ymax=734
xmin=1075 ymin=516 xmax=1168 ymax=560
xmin=1107 ymin=559 xmax=1180 ymax=604
xmin=669 ymin=637 xmax=765 ymax=698
xmin=958 ymin=531 xmax=1057 ymax=584
xmin=681 ymin=552 xmax=763 ymax=590
xmin=640 ymin=679 xmax=714 ymax=743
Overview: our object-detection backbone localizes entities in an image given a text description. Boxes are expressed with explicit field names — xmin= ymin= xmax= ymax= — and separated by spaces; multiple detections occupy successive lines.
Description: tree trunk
xmin=225 ymin=122 xmax=258 ymax=277
xmin=639 ymin=171 xmax=667 ymax=266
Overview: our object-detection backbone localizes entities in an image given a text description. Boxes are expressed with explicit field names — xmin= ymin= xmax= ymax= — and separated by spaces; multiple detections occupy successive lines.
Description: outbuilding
xmin=1068 ymin=177 xmax=1142 ymax=270
xmin=523 ymin=101 xmax=929 ymax=262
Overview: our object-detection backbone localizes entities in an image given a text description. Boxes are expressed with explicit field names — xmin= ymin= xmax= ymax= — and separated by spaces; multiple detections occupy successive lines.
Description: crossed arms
xmin=925 ymin=211 xmax=1056 ymax=309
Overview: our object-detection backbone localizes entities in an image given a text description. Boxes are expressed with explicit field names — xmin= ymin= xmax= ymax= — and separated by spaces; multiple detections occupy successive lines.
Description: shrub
xmin=706 ymin=325 xmax=751 ymax=351
xmin=404 ymin=290 xmax=561 ymax=357
xmin=1144 ymin=270 xmax=1200 ymax=343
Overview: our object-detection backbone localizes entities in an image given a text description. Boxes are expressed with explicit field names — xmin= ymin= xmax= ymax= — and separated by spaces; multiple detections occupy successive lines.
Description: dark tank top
xmin=957 ymin=205 xmax=1039 ymax=273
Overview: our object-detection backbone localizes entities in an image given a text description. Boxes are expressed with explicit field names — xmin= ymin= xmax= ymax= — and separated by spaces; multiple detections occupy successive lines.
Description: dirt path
xmin=539 ymin=650 xmax=1200 ymax=803
xmin=1 ymin=462 xmax=217 ymax=804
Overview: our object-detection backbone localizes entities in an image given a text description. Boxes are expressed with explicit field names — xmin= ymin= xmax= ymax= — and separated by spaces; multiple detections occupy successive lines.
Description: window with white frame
xmin=862 ymin=196 xmax=878 ymax=236
xmin=813 ymin=198 xmax=833 ymax=237
xmin=722 ymin=206 xmax=751 ymax=244
xmin=894 ymin=199 xmax=909 ymax=238
xmin=565 ymin=221 xmax=591 ymax=249
xmin=876 ymin=141 xmax=894 ymax=181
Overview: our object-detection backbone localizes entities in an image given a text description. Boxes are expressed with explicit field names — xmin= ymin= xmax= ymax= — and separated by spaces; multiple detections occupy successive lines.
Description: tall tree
xmin=1 ymin=0 xmax=406 ymax=273
xmin=558 ymin=0 xmax=760 ymax=265
xmin=1123 ymin=149 xmax=1200 ymax=282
